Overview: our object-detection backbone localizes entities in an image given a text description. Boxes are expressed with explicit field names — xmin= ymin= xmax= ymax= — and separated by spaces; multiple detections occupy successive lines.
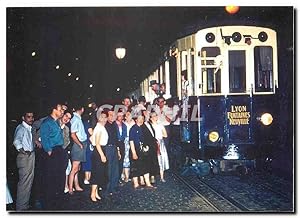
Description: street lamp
xmin=115 ymin=47 xmax=126 ymax=59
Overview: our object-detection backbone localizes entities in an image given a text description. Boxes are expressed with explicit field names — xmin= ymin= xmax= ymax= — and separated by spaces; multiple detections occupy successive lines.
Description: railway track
xmin=247 ymin=173 xmax=293 ymax=200
xmin=206 ymin=174 xmax=293 ymax=211
xmin=173 ymin=172 xmax=293 ymax=212
xmin=173 ymin=173 xmax=244 ymax=212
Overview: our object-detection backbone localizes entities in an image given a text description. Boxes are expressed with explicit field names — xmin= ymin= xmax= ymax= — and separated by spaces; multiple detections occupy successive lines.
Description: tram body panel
xmin=130 ymin=25 xmax=279 ymax=171
xmin=194 ymin=94 xmax=279 ymax=160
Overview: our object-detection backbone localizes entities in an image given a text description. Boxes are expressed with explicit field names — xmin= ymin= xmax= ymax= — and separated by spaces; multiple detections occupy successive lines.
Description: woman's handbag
xmin=139 ymin=142 xmax=150 ymax=156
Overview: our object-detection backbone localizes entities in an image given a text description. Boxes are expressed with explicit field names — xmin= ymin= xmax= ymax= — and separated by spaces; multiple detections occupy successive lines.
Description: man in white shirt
xmin=13 ymin=111 xmax=35 ymax=211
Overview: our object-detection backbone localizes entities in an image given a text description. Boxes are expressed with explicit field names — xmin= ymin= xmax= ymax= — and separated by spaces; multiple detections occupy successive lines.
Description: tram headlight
xmin=257 ymin=113 xmax=273 ymax=125
xmin=258 ymin=31 xmax=268 ymax=42
xmin=208 ymin=131 xmax=220 ymax=142
xmin=232 ymin=32 xmax=242 ymax=42
xmin=205 ymin=33 xmax=215 ymax=43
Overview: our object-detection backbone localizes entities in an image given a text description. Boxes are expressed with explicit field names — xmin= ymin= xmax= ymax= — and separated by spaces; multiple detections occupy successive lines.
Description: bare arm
xmin=130 ymin=140 xmax=138 ymax=160
xmin=162 ymin=126 xmax=168 ymax=138
xmin=95 ymin=131 xmax=106 ymax=163
xmin=71 ymin=132 xmax=83 ymax=149
xmin=88 ymin=127 xmax=93 ymax=136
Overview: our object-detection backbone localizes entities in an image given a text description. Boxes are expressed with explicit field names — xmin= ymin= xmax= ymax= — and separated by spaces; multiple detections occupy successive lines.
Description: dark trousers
xmin=105 ymin=145 xmax=119 ymax=194
xmin=117 ymin=141 xmax=125 ymax=180
xmin=170 ymin=125 xmax=184 ymax=171
xmin=42 ymin=146 xmax=68 ymax=210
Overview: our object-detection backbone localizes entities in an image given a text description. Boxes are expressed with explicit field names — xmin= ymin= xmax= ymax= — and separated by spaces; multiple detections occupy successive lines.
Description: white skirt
xmin=157 ymin=139 xmax=169 ymax=171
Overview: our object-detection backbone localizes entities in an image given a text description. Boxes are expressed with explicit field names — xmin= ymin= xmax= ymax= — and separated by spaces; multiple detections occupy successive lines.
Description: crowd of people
xmin=10 ymin=95 xmax=184 ymax=211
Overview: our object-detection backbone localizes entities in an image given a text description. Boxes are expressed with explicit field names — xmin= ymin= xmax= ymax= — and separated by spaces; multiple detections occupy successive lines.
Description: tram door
xmin=226 ymin=50 xmax=252 ymax=144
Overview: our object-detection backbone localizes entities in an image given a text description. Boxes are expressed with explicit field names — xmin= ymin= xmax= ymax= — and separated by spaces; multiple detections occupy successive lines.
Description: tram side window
xmin=229 ymin=50 xmax=246 ymax=93
xmin=254 ymin=46 xmax=273 ymax=92
xmin=201 ymin=47 xmax=221 ymax=94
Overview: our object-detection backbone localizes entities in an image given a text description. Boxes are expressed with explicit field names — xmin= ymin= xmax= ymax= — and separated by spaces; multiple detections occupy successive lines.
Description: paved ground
xmin=43 ymin=171 xmax=217 ymax=212
xmin=8 ymin=168 xmax=293 ymax=213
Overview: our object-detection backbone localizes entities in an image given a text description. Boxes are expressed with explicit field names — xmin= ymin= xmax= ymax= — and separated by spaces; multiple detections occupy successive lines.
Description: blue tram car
xmin=131 ymin=25 xmax=279 ymax=173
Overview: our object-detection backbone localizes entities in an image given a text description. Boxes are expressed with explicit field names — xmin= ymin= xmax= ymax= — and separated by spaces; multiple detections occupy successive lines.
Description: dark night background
xmin=6 ymin=7 xmax=294 ymax=167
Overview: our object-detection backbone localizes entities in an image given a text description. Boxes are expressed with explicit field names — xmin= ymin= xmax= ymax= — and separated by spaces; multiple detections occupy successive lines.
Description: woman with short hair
xmin=89 ymin=113 xmax=109 ymax=202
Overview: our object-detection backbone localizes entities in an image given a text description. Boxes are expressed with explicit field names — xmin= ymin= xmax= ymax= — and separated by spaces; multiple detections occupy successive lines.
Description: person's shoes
xmin=150 ymin=177 xmax=156 ymax=184
xmin=133 ymin=185 xmax=144 ymax=190
xmin=84 ymin=180 xmax=90 ymax=185
xmin=160 ymin=179 xmax=166 ymax=183
xmin=90 ymin=197 xmax=98 ymax=202
xmin=69 ymin=188 xmax=75 ymax=194
xmin=145 ymin=185 xmax=157 ymax=190
xmin=75 ymin=187 xmax=84 ymax=192
xmin=64 ymin=187 xmax=69 ymax=193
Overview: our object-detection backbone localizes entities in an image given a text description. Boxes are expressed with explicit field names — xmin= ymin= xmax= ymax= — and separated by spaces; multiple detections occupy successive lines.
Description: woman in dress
xmin=148 ymin=112 xmax=169 ymax=182
xmin=123 ymin=111 xmax=135 ymax=182
xmin=89 ymin=113 xmax=109 ymax=202
xmin=129 ymin=114 xmax=155 ymax=189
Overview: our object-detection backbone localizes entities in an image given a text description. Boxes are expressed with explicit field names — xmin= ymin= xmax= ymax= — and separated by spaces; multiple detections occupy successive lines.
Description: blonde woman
xmin=89 ymin=112 xmax=109 ymax=202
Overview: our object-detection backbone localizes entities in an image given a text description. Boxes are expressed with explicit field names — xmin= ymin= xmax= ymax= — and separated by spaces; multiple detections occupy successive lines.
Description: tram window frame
xmin=254 ymin=46 xmax=273 ymax=92
xmin=190 ymin=52 xmax=195 ymax=95
xmin=200 ymin=47 xmax=221 ymax=94
xmin=229 ymin=50 xmax=246 ymax=93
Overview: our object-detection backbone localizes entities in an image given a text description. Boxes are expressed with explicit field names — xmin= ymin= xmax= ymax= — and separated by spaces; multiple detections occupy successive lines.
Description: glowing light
xmin=31 ymin=51 xmax=36 ymax=57
xmin=116 ymin=87 xmax=120 ymax=92
xmin=88 ymin=103 xmax=92 ymax=108
xmin=260 ymin=113 xmax=273 ymax=126
xmin=115 ymin=47 xmax=126 ymax=59
xmin=55 ymin=65 xmax=60 ymax=70
xmin=208 ymin=131 xmax=219 ymax=143
xmin=75 ymin=77 xmax=79 ymax=81
xmin=68 ymin=73 xmax=72 ymax=77
xmin=89 ymin=84 xmax=93 ymax=88
xmin=225 ymin=6 xmax=240 ymax=14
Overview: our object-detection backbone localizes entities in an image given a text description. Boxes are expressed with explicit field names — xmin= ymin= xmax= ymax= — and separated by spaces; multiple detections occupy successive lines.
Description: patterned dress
xmin=123 ymin=121 xmax=135 ymax=168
